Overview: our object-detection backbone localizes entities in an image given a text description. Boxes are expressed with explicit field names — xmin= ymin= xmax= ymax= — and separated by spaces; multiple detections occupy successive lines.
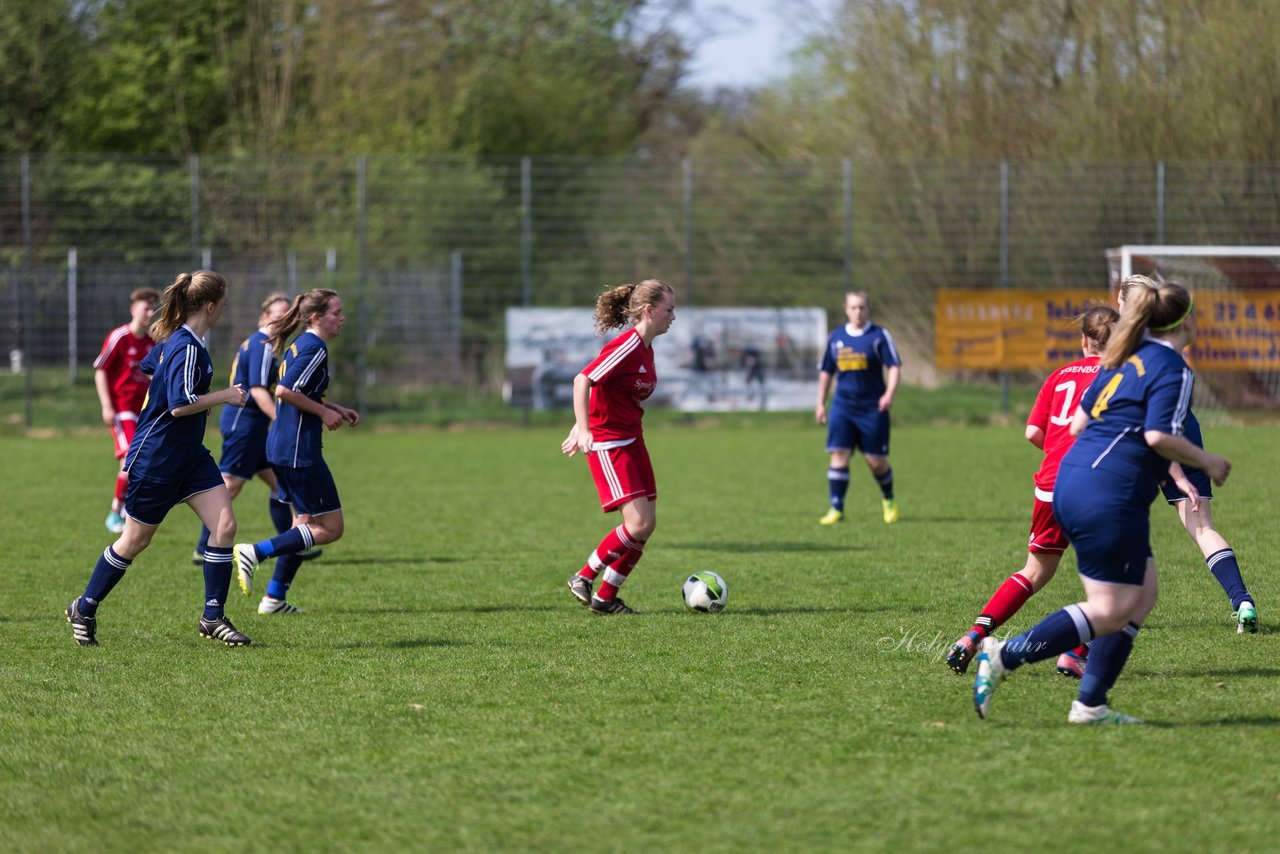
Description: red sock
xmin=1071 ymin=643 xmax=1089 ymax=659
xmin=114 ymin=472 xmax=128 ymax=504
xmin=595 ymin=543 xmax=645 ymax=601
xmin=579 ymin=525 xmax=642 ymax=580
xmin=969 ymin=572 xmax=1035 ymax=638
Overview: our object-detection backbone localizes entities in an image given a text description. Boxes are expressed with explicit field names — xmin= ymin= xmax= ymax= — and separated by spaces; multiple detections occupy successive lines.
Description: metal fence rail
xmin=3 ymin=154 xmax=1279 ymax=425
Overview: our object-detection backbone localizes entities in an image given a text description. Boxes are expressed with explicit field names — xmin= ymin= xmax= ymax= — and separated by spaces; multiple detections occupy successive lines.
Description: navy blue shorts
xmin=1159 ymin=417 xmax=1212 ymax=503
xmin=826 ymin=403 xmax=890 ymax=456
xmin=1053 ymin=464 xmax=1151 ymax=586
xmin=219 ymin=419 xmax=271 ymax=481
xmin=124 ymin=452 xmax=224 ymax=526
xmin=273 ymin=461 xmax=341 ymax=517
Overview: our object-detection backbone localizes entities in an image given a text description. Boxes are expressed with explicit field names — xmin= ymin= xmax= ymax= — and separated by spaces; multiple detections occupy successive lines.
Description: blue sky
xmin=682 ymin=0 xmax=834 ymax=90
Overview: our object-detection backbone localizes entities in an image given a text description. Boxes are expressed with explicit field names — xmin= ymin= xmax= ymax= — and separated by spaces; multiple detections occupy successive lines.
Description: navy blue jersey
xmin=124 ymin=325 xmax=216 ymax=480
xmin=220 ymin=328 xmax=277 ymax=434
xmin=1060 ymin=338 xmax=1193 ymax=505
xmin=267 ymin=331 xmax=330 ymax=468
xmin=820 ymin=323 xmax=901 ymax=406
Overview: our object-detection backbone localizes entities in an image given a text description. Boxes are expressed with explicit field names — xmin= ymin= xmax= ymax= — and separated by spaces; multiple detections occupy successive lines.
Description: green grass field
xmin=2 ymin=421 xmax=1278 ymax=851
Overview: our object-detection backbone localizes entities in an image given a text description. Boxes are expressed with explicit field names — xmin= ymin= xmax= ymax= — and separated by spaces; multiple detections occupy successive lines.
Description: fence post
xmin=451 ymin=249 xmax=463 ymax=382
xmin=683 ymin=157 xmax=694 ymax=305
xmin=190 ymin=155 xmax=201 ymax=267
xmin=842 ymin=158 xmax=853 ymax=293
xmin=68 ymin=248 xmax=77 ymax=384
xmin=1156 ymin=161 xmax=1166 ymax=244
xmin=521 ymin=156 xmax=532 ymax=306
xmin=21 ymin=154 xmax=33 ymax=428
xmin=999 ymin=159 xmax=1010 ymax=415
xmin=288 ymin=249 xmax=298 ymax=294
xmin=356 ymin=155 xmax=368 ymax=414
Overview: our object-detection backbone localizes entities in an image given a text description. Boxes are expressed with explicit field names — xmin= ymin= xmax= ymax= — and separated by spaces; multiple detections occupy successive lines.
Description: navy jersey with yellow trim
xmin=820 ymin=323 xmax=901 ymax=405
xmin=1060 ymin=338 xmax=1193 ymax=504
xmin=124 ymin=325 xmax=215 ymax=479
xmin=220 ymin=329 xmax=277 ymax=434
xmin=267 ymin=331 xmax=329 ymax=468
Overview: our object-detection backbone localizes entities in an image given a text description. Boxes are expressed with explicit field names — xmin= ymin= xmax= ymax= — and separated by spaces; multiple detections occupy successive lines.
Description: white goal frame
xmin=1116 ymin=245 xmax=1280 ymax=281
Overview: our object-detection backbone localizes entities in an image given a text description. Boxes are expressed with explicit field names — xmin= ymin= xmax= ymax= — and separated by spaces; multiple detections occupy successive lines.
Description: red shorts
xmin=587 ymin=438 xmax=656 ymax=512
xmin=1027 ymin=490 xmax=1069 ymax=554
xmin=111 ymin=414 xmax=138 ymax=460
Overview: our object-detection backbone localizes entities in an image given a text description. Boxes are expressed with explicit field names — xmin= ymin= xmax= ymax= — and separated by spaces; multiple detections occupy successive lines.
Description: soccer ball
xmin=682 ymin=571 xmax=728 ymax=613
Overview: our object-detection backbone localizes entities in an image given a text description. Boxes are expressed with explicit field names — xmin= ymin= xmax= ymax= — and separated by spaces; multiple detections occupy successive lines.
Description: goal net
xmin=1106 ymin=245 xmax=1280 ymax=422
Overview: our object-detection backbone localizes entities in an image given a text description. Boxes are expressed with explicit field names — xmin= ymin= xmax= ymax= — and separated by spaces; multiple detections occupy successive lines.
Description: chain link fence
xmin=3 ymin=155 xmax=1279 ymax=426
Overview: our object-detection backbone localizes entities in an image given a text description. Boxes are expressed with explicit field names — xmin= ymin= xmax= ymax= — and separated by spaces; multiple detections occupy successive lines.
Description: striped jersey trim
xmin=586 ymin=332 xmax=640 ymax=382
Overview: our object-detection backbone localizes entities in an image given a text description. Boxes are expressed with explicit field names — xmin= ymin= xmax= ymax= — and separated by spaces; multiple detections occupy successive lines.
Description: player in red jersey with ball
xmin=94 ymin=287 xmax=160 ymax=533
xmin=561 ymin=279 xmax=676 ymax=615
xmin=947 ymin=305 xmax=1119 ymax=676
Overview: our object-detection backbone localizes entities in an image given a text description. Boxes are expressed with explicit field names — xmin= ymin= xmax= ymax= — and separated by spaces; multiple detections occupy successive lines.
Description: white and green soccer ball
xmin=682 ymin=571 xmax=728 ymax=613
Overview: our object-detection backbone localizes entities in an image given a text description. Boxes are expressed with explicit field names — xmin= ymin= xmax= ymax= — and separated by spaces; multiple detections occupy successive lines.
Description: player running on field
xmin=233 ymin=288 xmax=360 ymax=614
xmin=1117 ymin=276 xmax=1258 ymax=634
xmin=973 ymin=279 xmax=1229 ymax=724
xmin=947 ymin=305 xmax=1118 ymax=678
xmin=561 ymin=279 xmax=677 ymax=615
xmin=94 ymin=287 xmax=159 ymax=533
xmin=67 ymin=270 xmax=251 ymax=647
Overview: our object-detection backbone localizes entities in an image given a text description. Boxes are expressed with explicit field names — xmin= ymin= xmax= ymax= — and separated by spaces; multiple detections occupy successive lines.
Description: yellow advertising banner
xmin=1187 ymin=292 xmax=1280 ymax=370
xmin=935 ymin=290 xmax=1108 ymax=370
xmin=936 ymin=289 xmax=1280 ymax=370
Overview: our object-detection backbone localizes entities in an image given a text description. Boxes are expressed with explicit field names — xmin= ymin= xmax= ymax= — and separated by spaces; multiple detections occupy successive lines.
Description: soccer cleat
xmin=65 ymin=599 xmax=99 ymax=647
xmin=233 ymin=544 xmax=259 ymax=596
xmin=882 ymin=498 xmax=899 ymax=524
xmin=1068 ymin=700 xmax=1142 ymax=725
xmin=1055 ymin=651 xmax=1087 ymax=679
xmin=105 ymin=511 xmax=125 ymax=534
xmin=258 ymin=596 xmax=305 ymax=615
xmin=818 ymin=508 xmax=844 ymax=525
xmin=199 ymin=615 xmax=251 ymax=646
xmin=946 ymin=631 xmax=981 ymax=675
xmin=567 ymin=574 xmax=593 ymax=606
xmin=973 ymin=636 xmax=1007 ymax=720
xmin=191 ymin=549 xmax=204 ymax=566
xmin=589 ymin=595 xmax=636 ymax=615
xmin=1234 ymin=602 xmax=1258 ymax=634
xmin=298 ymin=546 xmax=324 ymax=562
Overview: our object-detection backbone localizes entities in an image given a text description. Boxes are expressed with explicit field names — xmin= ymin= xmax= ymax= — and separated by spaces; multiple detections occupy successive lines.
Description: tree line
xmin=5 ymin=1 xmax=1279 ymax=160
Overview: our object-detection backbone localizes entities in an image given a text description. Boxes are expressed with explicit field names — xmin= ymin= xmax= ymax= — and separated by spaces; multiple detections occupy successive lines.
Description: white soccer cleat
xmin=973 ymin=636 xmax=1007 ymax=720
xmin=258 ymin=596 xmax=305 ymax=615
xmin=1068 ymin=700 xmax=1142 ymax=725
xmin=233 ymin=544 xmax=259 ymax=597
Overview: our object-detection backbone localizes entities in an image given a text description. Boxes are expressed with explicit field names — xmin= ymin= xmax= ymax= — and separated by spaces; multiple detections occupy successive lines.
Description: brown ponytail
xmin=1103 ymin=279 xmax=1192 ymax=368
xmin=592 ymin=278 xmax=674 ymax=334
xmin=149 ymin=270 xmax=228 ymax=342
xmin=267 ymin=288 xmax=338 ymax=356
xmin=1078 ymin=304 xmax=1120 ymax=355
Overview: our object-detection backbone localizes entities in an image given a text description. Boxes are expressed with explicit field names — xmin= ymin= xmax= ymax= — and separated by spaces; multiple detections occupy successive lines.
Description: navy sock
xmin=255 ymin=524 xmax=313 ymax=560
xmin=268 ymin=496 xmax=293 ymax=535
xmin=1078 ymin=623 xmax=1139 ymax=707
xmin=1206 ymin=548 xmax=1250 ymax=610
xmin=202 ymin=546 xmax=234 ymax=619
xmin=828 ymin=466 xmax=850 ymax=511
xmin=266 ymin=553 xmax=304 ymax=600
xmin=1000 ymin=604 xmax=1094 ymax=671
xmin=80 ymin=547 xmax=132 ymax=616
xmin=195 ymin=524 xmax=211 ymax=556
xmin=874 ymin=466 xmax=894 ymax=500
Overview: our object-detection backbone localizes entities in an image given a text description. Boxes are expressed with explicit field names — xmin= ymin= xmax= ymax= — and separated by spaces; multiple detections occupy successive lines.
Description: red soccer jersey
xmin=1027 ymin=354 xmax=1101 ymax=491
xmin=582 ymin=328 xmax=657 ymax=442
xmin=94 ymin=324 xmax=155 ymax=414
